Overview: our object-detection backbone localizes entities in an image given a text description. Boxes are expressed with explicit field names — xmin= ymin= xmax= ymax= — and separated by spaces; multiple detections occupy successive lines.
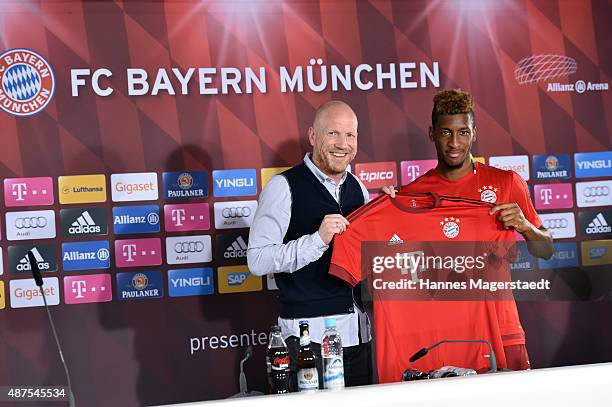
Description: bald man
xmin=248 ymin=101 xmax=373 ymax=389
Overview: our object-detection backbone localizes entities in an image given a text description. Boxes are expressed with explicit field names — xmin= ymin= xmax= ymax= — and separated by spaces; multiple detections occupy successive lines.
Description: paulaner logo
xmin=0 ymin=49 xmax=55 ymax=116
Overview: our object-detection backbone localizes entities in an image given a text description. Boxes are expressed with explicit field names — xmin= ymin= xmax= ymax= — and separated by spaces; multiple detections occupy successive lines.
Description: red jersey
xmin=330 ymin=193 xmax=519 ymax=383
xmin=400 ymin=162 xmax=541 ymax=228
xmin=400 ymin=162 xmax=537 ymax=347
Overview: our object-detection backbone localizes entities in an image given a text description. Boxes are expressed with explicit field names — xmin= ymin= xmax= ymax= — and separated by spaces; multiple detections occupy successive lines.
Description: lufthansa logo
xmin=15 ymin=216 xmax=48 ymax=228
xmin=583 ymin=186 xmax=610 ymax=197
xmin=222 ymin=207 xmax=251 ymax=218
xmin=544 ymin=218 xmax=569 ymax=229
xmin=174 ymin=241 xmax=205 ymax=253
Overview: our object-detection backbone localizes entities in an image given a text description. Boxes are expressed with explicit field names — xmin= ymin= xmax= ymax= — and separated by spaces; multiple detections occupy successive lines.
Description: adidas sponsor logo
xmin=388 ymin=234 xmax=404 ymax=245
xmin=69 ymin=211 xmax=102 ymax=234
xmin=16 ymin=247 xmax=51 ymax=271
xmin=586 ymin=213 xmax=612 ymax=234
xmin=224 ymin=236 xmax=248 ymax=259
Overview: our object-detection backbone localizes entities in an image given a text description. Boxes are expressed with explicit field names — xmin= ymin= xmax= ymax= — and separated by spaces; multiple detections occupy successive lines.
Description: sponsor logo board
xmin=58 ymin=174 xmax=106 ymax=204
xmin=115 ymin=238 xmax=162 ymax=268
xmin=9 ymin=277 xmax=60 ymax=308
xmin=539 ymin=212 xmax=576 ymax=239
xmin=164 ymin=203 xmax=210 ymax=232
xmin=213 ymin=200 xmax=257 ymax=230
xmin=8 ymin=244 xmax=57 ymax=273
xmin=216 ymin=233 xmax=249 ymax=265
xmin=574 ymin=151 xmax=612 ymax=178
xmin=538 ymin=242 xmax=578 ymax=269
xmin=166 ymin=235 xmax=212 ymax=265
xmin=4 ymin=177 xmax=54 ymax=206
xmin=112 ymin=205 xmax=160 ymax=234
xmin=60 ymin=208 xmax=108 ymax=237
xmin=62 ymin=240 xmax=111 ymax=271
xmin=532 ymin=154 xmax=571 ymax=180
xmin=534 ymin=183 xmax=574 ymax=210
xmin=400 ymin=160 xmax=437 ymax=184
xmin=212 ymin=169 xmax=257 ymax=197
xmin=218 ymin=265 xmax=262 ymax=293
xmin=64 ymin=274 xmax=112 ymax=304
xmin=489 ymin=155 xmax=530 ymax=180
xmin=162 ymin=171 xmax=208 ymax=200
xmin=111 ymin=172 xmax=158 ymax=202
xmin=116 ymin=271 xmax=163 ymax=300
xmin=578 ymin=210 xmax=612 ymax=237
xmin=354 ymin=162 xmax=397 ymax=189
xmin=261 ymin=167 xmax=290 ymax=188
xmin=168 ymin=268 xmax=214 ymax=297
xmin=5 ymin=210 xmax=56 ymax=241
xmin=575 ymin=180 xmax=612 ymax=208
xmin=581 ymin=240 xmax=612 ymax=267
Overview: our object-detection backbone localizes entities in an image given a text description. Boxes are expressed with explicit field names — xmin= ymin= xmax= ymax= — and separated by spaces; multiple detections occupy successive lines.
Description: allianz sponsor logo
xmin=63 ymin=247 xmax=109 ymax=261
xmin=547 ymin=81 xmax=608 ymax=93
xmin=166 ymin=235 xmax=212 ymax=265
xmin=61 ymin=241 xmax=111 ymax=271
xmin=5 ymin=209 xmax=56 ymax=241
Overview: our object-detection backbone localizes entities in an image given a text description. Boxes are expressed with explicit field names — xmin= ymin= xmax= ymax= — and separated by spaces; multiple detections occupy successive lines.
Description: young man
xmin=385 ymin=88 xmax=553 ymax=369
xmin=248 ymin=101 xmax=372 ymax=388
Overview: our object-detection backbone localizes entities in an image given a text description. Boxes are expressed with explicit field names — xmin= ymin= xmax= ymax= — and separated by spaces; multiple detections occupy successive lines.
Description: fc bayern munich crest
xmin=478 ymin=185 xmax=498 ymax=203
xmin=440 ymin=217 xmax=460 ymax=239
xmin=0 ymin=48 xmax=55 ymax=117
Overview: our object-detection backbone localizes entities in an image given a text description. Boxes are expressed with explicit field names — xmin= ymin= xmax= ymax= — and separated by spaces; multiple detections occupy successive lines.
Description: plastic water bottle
xmin=321 ymin=318 xmax=345 ymax=390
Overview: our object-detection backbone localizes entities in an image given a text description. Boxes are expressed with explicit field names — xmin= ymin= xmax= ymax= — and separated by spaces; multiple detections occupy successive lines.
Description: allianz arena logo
xmin=514 ymin=54 xmax=608 ymax=94
xmin=0 ymin=48 xmax=55 ymax=116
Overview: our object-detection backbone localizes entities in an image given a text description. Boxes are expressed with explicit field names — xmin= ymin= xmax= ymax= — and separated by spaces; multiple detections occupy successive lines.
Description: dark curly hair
xmin=431 ymin=89 xmax=475 ymax=127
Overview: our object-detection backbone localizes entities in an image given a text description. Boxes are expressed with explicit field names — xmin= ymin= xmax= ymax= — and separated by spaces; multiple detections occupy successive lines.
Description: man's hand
xmin=489 ymin=203 xmax=531 ymax=233
xmin=381 ymin=185 xmax=397 ymax=198
xmin=318 ymin=214 xmax=350 ymax=245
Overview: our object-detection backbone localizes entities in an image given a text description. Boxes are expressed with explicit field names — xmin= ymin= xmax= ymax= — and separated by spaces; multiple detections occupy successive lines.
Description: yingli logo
xmin=354 ymin=162 xmax=397 ymax=189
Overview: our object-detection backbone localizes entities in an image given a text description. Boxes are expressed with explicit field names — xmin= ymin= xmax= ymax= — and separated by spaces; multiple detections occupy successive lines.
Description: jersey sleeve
xmin=329 ymin=223 xmax=365 ymax=287
xmin=509 ymin=172 xmax=542 ymax=228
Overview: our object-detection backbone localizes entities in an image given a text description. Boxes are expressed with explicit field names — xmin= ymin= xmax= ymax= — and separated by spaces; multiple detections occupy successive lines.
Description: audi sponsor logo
xmin=214 ymin=201 xmax=257 ymax=229
xmin=539 ymin=213 xmax=575 ymax=239
xmin=15 ymin=216 xmax=48 ymax=228
xmin=222 ymin=207 xmax=252 ymax=218
xmin=576 ymin=181 xmax=612 ymax=208
xmin=5 ymin=210 xmax=56 ymax=241
xmin=166 ymin=235 xmax=212 ymax=265
xmin=175 ymin=241 xmax=205 ymax=253
xmin=583 ymin=186 xmax=610 ymax=197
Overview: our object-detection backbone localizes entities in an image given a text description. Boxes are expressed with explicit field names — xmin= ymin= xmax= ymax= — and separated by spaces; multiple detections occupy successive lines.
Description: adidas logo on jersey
xmin=224 ymin=236 xmax=248 ymax=259
xmin=440 ymin=217 xmax=460 ymax=239
xmin=69 ymin=211 xmax=102 ymax=234
xmin=388 ymin=234 xmax=404 ymax=245
xmin=16 ymin=247 xmax=50 ymax=271
xmin=586 ymin=213 xmax=611 ymax=234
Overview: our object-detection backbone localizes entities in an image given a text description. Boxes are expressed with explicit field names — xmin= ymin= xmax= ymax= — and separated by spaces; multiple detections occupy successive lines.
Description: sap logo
xmin=228 ymin=272 xmax=250 ymax=286
xmin=212 ymin=169 xmax=257 ymax=197
xmin=589 ymin=246 xmax=608 ymax=260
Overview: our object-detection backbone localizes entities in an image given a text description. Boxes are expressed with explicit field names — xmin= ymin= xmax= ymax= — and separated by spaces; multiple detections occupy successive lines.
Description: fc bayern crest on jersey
xmin=440 ymin=217 xmax=460 ymax=239
xmin=478 ymin=185 xmax=498 ymax=203
xmin=0 ymin=48 xmax=55 ymax=117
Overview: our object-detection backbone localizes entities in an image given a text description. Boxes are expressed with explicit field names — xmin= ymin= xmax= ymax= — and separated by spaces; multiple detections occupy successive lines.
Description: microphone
xmin=409 ymin=339 xmax=498 ymax=373
xmin=229 ymin=345 xmax=262 ymax=398
xmin=27 ymin=251 xmax=76 ymax=407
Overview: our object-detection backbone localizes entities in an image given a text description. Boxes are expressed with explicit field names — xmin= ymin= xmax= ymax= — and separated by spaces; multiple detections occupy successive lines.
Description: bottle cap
xmin=324 ymin=318 xmax=336 ymax=328
xmin=271 ymin=325 xmax=281 ymax=333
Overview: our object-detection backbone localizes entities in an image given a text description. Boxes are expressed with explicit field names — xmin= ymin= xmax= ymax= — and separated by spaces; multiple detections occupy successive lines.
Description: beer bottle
xmin=296 ymin=321 xmax=319 ymax=392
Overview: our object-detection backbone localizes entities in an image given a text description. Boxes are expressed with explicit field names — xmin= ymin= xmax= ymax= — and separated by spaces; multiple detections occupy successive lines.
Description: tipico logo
xmin=0 ymin=49 xmax=55 ymax=116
